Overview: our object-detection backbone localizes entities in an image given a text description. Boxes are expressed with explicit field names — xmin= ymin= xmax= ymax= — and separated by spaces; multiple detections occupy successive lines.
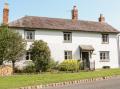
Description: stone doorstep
xmin=17 ymin=75 xmax=120 ymax=89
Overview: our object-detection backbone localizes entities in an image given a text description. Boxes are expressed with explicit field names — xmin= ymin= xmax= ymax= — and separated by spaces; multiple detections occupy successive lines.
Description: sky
xmin=0 ymin=0 xmax=120 ymax=30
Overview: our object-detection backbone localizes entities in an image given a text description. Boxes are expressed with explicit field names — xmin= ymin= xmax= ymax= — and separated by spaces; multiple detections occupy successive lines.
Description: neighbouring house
xmin=2 ymin=3 xmax=120 ymax=69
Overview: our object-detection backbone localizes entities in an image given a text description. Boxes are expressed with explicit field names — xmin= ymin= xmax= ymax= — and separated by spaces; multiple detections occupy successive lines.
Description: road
xmin=44 ymin=77 xmax=120 ymax=89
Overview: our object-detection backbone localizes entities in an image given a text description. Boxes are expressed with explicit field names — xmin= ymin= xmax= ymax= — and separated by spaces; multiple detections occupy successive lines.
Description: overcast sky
xmin=0 ymin=0 xmax=120 ymax=30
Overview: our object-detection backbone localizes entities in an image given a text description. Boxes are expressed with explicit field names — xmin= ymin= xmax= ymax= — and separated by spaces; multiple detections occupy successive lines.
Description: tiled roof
xmin=9 ymin=16 xmax=119 ymax=33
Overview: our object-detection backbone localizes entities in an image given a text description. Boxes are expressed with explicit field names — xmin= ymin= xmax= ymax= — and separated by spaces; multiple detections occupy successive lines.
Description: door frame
xmin=81 ymin=51 xmax=90 ymax=70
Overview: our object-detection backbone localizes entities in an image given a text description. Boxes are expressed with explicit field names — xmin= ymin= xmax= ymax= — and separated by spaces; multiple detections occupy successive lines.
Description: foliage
xmin=58 ymin=59 xmax=80 ymax=72
xmin=102 ymin=66 xmax=110 ymax=69
xmin=47 ymin=59 xmax=59 ymax=72
xmin=0 ymin=59 xmax=3 ymax=65
xmin=0 ymin=25 xmax=26 ymax=72
xmin=29 ymin=40 xmax=51 ymax=72
xmin=80 ymin=61 xmax=84 ymax=70
xmin=23 ymin=63 xmax=36 ymax=73
xmin=14 ymin=67 xmax=23 ymax=73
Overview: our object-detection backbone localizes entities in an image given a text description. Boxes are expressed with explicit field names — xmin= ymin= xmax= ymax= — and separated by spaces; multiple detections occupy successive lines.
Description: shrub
xmin=47 ymin=59 xmax=59 ymax=72
xmin=29 ymin=40 xmax=51 ymax=72
xmin=58 ymin=59 xmax=80 ymax=72
xmin=23 ymin=63 xmax=36 ymax=73
xmin=0 ymin=59 xmax=3 ymax=65
xmin=14 ymin=67 xmax=23 ymax=73
xmin=102 ymin=66 xmax=110 ymax=69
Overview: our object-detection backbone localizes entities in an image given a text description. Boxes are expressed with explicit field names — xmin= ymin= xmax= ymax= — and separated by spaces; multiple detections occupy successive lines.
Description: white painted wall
xmin=13 ymin=28 xmax=119 ymax=69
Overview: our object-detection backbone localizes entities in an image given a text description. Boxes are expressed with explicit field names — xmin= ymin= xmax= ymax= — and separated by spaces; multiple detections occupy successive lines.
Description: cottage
xmin=2 ymin=3 xmax=120 ymax=69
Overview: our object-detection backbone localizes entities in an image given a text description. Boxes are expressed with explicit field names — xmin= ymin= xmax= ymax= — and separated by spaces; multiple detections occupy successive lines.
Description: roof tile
xmin=9 ymin=16 xmax=119 ymax=33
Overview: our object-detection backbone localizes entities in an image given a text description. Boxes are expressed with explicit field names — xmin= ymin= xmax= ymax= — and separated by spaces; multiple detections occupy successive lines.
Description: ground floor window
xmin=64 ymin=51 xmax=72 ymax=60
xmin=100 ymin=51 xmax=109 ymax=61
xmin=26 ymin=51 xmax=31 ymax=60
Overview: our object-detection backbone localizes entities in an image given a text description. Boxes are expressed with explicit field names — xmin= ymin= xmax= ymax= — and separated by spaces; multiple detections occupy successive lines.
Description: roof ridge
xmin=21 ymin=15 xmax=103 ymax=24
xmin=9 ymin=16 xmax=119 ymax=33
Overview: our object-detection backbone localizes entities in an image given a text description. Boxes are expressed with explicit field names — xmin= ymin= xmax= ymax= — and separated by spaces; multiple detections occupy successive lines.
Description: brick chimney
xmin=98 ymin=14 xmax=105 ymax=23
xmin=72 ymin=5 xmax=78 ymax=20
xmin=3 ymin=3 xmax=9 ymax=25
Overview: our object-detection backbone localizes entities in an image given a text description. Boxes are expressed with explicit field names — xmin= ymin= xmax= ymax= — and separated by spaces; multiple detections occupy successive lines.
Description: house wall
xmin=14 ymin=28 xmax=119 ymax=69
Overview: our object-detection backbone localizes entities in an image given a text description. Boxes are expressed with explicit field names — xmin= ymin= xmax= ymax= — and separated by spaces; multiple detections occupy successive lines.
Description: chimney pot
xmin=99 ymin=14 xmax=105 ymax=23
xmin=72 ymin=5 xmax=78 ymax=20
xmin=4 ymin=3 xmax=9 ymax=9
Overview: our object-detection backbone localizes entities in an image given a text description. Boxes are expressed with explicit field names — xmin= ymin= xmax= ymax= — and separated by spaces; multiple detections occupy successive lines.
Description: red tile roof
xmin=9 ymin=16 xmax=119 ymax=33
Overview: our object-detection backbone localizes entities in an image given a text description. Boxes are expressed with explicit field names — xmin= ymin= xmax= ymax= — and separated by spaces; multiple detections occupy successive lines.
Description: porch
xmin=79 ymin=45 xmax=95 ymax=70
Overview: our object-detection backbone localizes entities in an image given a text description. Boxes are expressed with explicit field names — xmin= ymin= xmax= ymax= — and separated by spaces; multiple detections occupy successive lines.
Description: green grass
xmin=0 ymin=69 xmax=120 ymax=89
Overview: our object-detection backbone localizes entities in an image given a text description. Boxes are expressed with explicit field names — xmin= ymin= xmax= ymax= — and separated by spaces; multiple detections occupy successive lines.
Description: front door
xmin=82 ymin=52 xmax=90 ymax=70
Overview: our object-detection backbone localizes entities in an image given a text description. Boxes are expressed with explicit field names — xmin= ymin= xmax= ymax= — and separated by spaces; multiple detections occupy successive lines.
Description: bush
xmin=23 ymin=63 xmax=36 ymax=73
xmin=47 ymin=59 xmax=59 ymax=72
xmin=58 ymin=59 xmax=80 ymax=72
xmin=14 ymin=67 xmax=23 ymax=73
xmin=0 ymin=59 xmax=3 ymax=65
xmin=102 ymin=66 xmax=110 ymax=69
xmin=14 ymin=63 xmax=36 ymax=73
xmin=29 ymin=40 xmax=51 ymax=72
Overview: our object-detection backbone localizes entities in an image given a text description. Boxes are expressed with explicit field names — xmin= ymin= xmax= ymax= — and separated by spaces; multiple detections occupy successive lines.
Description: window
xmin=102 ymin=34 xmax=109 ymax=43
xmin=26 ymin=51 xmax=31 ymax=60
xmin=63 ymin=32 xmax=72 ymax=43
xmin=100 ymin=51 xmax=109 ymax=61
xmin=25 ymin=30 xmax=35 ymax=41
xmin=64 ymin=51 xmax=72 ymax=60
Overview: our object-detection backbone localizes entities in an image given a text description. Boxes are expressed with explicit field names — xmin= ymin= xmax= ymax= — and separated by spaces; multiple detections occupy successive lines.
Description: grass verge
xmin=0 ymin=69 xmax=120 ymax=89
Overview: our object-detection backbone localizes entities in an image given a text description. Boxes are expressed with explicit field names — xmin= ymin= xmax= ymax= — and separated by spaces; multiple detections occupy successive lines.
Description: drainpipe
xmin=117 ymin=34 xmax=120 ymax=68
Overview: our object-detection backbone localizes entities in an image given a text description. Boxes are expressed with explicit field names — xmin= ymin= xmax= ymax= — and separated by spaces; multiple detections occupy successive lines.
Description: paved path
xmin=44 ymin=77 xmax=120 ymax=89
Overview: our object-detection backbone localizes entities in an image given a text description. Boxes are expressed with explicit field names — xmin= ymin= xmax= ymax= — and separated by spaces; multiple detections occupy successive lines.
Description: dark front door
xmin=82 ymin=52 xmax=90 ymax=70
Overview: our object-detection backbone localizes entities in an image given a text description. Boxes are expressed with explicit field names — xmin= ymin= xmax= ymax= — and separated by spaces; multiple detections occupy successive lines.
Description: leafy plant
xmin=0 ymin=25 xmax=26 ymax=73
xmin=23 ymin=63 xmax=36 ymax=73
xmin=29 ymin=40 xmax=51 ymax=72
xmin=47 ymin=59 xmax=58 ymax=72
xmin=58 ymin=59 xmax=80 ymax=72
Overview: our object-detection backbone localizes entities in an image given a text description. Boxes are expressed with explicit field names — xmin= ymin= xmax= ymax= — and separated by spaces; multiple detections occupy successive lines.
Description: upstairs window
xmin=63 ymin=32 xmax=72 ymax=43
xmin=25 ymin=30 xmax=35 ymax=41
xmin=100 ymin=51 xmax=109 ymax=62
xmin=102 ymin=34 xmax=109 ymax=43
xmin=64 ymin=51 xmax=72 ymax=60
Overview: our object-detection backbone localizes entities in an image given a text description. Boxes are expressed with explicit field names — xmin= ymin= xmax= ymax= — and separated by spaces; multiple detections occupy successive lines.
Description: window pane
xmin=102 ymin=34 xmax=109 ymax=43
xmin=64 ymin=34 xmax=67 ymax=40
xmin=100 ymin=51 xmax=109 ymax=61
xmin=30 ymin=32 xmax=33 ymax=39
xmin=65 ymin=56 xmax=67 ymax=60
xmin=65 ymin=51 xmax=67 ymax=55
xmin=68 ymin=34 xmax=70 ymax=40
xmin=25 ymin=31 xmax=35 ymax=40
xmin=64 ymin=51 xmax=72 ymax=60
xmin=63 ymin=32 xmax=72 ymax=42
xmin=26 ymin=52 xmax=30 ymax=60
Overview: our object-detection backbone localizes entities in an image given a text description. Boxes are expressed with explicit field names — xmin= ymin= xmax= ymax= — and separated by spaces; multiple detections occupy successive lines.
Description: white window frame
xmin=63 ymin=32 xmax=72 ymax=43
xmin=102 ymin=34 xmax=109 ymax=43
xmin=100 ymin=51 xmax=109 ymax=62
xmin=64 ymin=51 xmax=72 ymax=60
xmin=25 ymin=30 xmax=35 ymax=41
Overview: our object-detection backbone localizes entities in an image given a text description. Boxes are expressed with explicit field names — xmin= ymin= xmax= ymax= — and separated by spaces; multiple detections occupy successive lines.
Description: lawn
xmin=0 ymin=69 xmax=120 ymax=89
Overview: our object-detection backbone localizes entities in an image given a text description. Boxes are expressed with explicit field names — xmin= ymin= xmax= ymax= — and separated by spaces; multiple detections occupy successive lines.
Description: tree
xmin=0 ymin=25 xmax=26 ymax=72
xmin=30 ymin=40 xmax=51 ymax=72
xmin=0 ymin=59 xmax=3 ymax=65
